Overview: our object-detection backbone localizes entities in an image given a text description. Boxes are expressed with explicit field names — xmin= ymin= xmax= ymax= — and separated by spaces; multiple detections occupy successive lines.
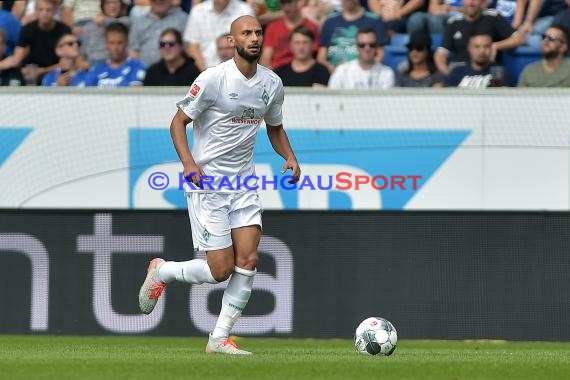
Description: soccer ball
xmin=354 ymin=317 xmax=398 ymax=356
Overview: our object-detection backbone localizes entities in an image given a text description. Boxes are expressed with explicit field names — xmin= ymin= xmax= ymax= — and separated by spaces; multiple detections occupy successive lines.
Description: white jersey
xmin=328 ymin=59 xmax=395 ymax=90
xmin=177 ymin=59 xmax=284 ymax=192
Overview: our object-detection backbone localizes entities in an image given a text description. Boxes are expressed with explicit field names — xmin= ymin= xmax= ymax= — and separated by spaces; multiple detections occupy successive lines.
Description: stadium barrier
xmin=1 ymin=88 xmax=570 ymax=211
xmin=1 ymin=210 xmax=569 ymax=341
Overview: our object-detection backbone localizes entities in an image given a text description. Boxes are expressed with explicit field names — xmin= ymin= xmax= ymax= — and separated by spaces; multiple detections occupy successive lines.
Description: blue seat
xmin=430 ymin=33 xmax=442 ymax=50
xmin=383 ymin=34 xmax=409 ymax=75
xmin=502 ymin=34 xmax=542 ymax=85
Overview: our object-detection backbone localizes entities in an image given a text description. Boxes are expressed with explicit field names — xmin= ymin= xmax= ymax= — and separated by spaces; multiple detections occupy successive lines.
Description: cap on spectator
xmin=406 ymin=31 xmax=432 ymax=51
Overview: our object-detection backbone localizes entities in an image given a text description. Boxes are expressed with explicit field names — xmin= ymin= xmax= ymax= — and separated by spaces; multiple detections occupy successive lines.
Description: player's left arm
xmin=266 ymin=124 xmax=301 ymax=183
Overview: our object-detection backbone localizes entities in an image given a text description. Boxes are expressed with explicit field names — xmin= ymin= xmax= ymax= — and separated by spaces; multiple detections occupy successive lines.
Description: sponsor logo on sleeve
xmin=190 ymin=84 xmax=201 ymax=96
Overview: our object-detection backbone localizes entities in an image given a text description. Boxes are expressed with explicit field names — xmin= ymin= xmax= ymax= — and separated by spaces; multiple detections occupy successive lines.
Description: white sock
xmin=211 ymin=266 xmax=256 ymax=339
xmin=157 ymin=259 xmax=218 ymax=284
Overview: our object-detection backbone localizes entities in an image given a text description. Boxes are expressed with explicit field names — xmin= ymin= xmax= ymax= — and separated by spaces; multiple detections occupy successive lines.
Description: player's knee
xmin=210 ymin=264 xmax=233 ymax=282
xmin=236 ymin=252 xmax=258 ymax=271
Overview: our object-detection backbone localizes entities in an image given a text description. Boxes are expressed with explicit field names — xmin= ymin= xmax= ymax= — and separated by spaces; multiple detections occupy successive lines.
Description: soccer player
xmin=138 ymin=15 xmax=301 ymax=355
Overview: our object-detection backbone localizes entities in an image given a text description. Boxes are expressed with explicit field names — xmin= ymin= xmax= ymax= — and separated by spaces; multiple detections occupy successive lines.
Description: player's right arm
xmin=169 ymin=109 xmax=204 ymax=186
xmin=172 ymin=70 xmax=218 ymax=185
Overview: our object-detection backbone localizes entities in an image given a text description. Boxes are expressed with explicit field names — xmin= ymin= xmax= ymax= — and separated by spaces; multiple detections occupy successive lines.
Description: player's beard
xmin=236 ymin=44 xmax=261 ymax=62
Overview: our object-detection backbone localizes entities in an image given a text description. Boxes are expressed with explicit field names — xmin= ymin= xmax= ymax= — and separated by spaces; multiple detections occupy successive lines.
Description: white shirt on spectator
xmin=328 ymin=59 xmax=395 ymax=90
xmin=63 ymin=0 xmax=101 ymax=23
xmin=183 ymin=0 xmax=254 ymax=69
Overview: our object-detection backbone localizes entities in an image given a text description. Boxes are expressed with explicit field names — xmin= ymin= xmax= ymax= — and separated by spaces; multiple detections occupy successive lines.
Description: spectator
xmin=129 ymin=0 xmax=151 ymax=18
xmin=81 ymin=0 xmax=130 ymax=67
xmin=490 ymin=0 xmax=518 ymax=27
xmin=0 ymin=26 xmax=24 ymax=85
xmin=183 ymin=0 xmax=253 ymax=71
xmin=11 ymin=0 xmax=65 ymax=26
xmin=318 ymin=0 xmax=387 ymax=73
xmin=129 ymin=0 xmax=187 ymax=67
xmin=143 ymin=27 xmax=199 ymax=85
xmin=0 ymin=0 xmax=71 ymax=85
xmin=408 ymin=0 xmax=463 ymax=35
xmin=216 ymin=32 xmax=234 ymax=62
xmin=513 ymin=0 xmax=567 ymax=36
xmin=368 ymin=0 xmax=428 ymax=36
xmin=445 ymin=31 xmax=511 ymax=87
xmin=0 ymin=4 xmax=21 ymax=55
xmin=41 ymin=32 xmax=88 ymax=85
xmin=434 ymin=0 xmax=525 ymax=75
xmin=398 ymin=30 xmax=445 ymax=86
xmin=328 ymin=26 xmax=395 ymax=88
xmin=553 ymin=0 xmax=570 ymax=33
xmin=247 ymin=0 xmax=285 ymax=26
xmin=518 ymin=24 xmax=570 ymax=85
xmin=62 ymin=0 xmax=101 ymax=34
xmin=84 ymin=22 xmax=146 ymax=87
xmin=260 ymin=0 xmax=319 ymax=69
xmin=301 ymin=0 xmax=334 ymax=26
xmin=274 ymin=24 xmax=330 ymax=86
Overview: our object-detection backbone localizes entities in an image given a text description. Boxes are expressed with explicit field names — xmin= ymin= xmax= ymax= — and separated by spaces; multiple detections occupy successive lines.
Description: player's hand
xmin=183 ymin=164 xmax=206 ymax=187
xmin=281 ymin=157 xmax=301 ymax=184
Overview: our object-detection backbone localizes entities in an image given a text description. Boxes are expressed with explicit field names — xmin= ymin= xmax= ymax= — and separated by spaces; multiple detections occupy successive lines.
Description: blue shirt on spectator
xmin=491 ymin=0 xmax=517 ymax=23
xmin=41 ymin=68 xmax=88 ymax=87
xmin=84 ymin=58 xmax=146 ymax=87
xmin=0 ymin=8 xmax=21 ymax=56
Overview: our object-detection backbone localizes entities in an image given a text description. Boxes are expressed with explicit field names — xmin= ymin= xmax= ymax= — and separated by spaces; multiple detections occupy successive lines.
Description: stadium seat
xmin=502 ymin=34 xmax=542 ymax=85
xmin=383 ymin=33 xmax=410 ymax=75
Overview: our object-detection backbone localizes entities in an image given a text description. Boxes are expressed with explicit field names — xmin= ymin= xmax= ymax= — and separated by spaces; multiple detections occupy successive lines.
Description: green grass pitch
xmin=1 ymin=336 xmax=569 ymax=380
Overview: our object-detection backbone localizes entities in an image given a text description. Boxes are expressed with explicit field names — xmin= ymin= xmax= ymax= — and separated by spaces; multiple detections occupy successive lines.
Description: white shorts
xmin=186 ymin=190 xmax=263 ymax=252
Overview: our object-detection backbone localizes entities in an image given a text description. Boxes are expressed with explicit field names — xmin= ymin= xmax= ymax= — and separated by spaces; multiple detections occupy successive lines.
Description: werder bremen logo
xmin=241 ymin=108 xmax=255 ymax=119
xmin=202 ymin=229 xmax=210 ymax=242
xmin=261 ymin=89 xmax=269 ymax=105
xmin=179 ymin=97 xmax=192 ymax=108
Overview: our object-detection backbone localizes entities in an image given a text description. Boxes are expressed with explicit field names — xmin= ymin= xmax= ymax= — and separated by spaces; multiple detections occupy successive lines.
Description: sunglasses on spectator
xmin=357 ymin=42 xmax=377 ymax=48
xmin=59 ymin=40 xmax=81 ymax=48
xmin=542 ymin=34 xmax=565 ymax=43
xmin=408 ymin=45 xmax=427 ymax=51
xmin=159 ymin=40 xmax=178 ymax=48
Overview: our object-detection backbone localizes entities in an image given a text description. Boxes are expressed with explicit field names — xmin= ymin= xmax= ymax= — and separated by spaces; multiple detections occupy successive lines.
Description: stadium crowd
xmin=0 ymin=0 xmax=568 ymax=88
